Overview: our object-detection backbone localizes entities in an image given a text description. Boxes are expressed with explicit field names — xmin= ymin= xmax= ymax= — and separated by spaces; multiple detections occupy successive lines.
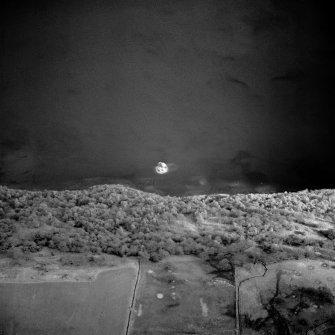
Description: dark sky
xmin=0 ymin=0 xmax=334 ymax=193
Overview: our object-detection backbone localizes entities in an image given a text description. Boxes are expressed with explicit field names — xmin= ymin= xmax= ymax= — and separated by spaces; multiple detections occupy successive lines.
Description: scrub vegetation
xmin=0 ymin=185 xmax=334 ymax=268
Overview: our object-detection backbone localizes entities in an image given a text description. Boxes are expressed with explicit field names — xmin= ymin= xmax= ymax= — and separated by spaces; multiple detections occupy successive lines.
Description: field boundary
xmin=125 ymin=258 xmax=141 ymax=335
xmin=236 ymin=261 xmax=268 ymax=335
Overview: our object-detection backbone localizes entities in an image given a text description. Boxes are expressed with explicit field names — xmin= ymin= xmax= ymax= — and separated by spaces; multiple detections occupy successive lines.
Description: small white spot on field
xmin=200 ymin=298 xmax=208 ymax=317
xmin=137 ymin=304 xmax=143 ymax=317
xmin=156 ymin=293 xmax=164 ymax=299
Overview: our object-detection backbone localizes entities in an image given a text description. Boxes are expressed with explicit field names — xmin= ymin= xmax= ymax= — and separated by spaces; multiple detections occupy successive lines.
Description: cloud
xmin=271 ymin=70 xmax=306 ymax=82
xmin=225 ymin=75 xmax=249 ymax=88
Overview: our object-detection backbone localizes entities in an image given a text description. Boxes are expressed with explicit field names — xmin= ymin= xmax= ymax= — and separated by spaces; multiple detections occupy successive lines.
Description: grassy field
xmin=0 ymin=254 xmax=335 ymax=334
xmin=0 ymin=264 xmax=138 ymax=335
xmin=130 ymin=256 xmax=236 ymax=334
xmin=238 ymin=259 xmax=335 ymax=334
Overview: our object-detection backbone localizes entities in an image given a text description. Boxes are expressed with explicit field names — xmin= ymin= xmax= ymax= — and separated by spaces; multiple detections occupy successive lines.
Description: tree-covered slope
xmin=1 ymin=185 xmax=334 ymax=267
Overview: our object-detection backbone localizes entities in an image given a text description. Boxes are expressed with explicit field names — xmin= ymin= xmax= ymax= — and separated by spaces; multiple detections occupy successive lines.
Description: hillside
xmin=1 ymin=185 xmax=335 ymax=268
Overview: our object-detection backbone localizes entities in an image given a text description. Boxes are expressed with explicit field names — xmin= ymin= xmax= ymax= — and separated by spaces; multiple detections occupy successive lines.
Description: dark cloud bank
xmin=0 ymin=0 xmax=334 ymax=195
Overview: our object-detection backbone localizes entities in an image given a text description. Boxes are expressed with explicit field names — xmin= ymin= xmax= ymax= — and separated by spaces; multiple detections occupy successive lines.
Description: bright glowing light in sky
xmin=155 ymin=162 xmax=169 ymax=174
xmin=154 ymin=162 xmax=178 ymax=175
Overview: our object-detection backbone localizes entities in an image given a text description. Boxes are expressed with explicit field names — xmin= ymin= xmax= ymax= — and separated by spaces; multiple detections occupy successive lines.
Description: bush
xmin=87 ymin=254 xmax=107 ymax=266
xmin=60 ymin=253 xmax=87 ymax=266
xmin=217 ymin=258 xmax=232 ymax=271
xmin=7 ymin=247 xmax=32 ymax=265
